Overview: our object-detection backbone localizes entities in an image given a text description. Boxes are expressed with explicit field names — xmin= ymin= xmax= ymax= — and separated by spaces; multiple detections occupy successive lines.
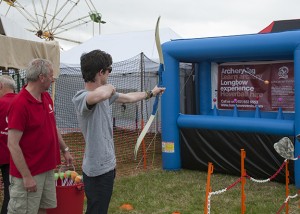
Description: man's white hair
xmin=0 ymin=75 xmax=16 ymax=90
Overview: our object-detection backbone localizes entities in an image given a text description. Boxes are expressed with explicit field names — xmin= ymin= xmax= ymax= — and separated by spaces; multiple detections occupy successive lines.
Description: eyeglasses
xmin=105 ymin=66 xmax=112 ymax=73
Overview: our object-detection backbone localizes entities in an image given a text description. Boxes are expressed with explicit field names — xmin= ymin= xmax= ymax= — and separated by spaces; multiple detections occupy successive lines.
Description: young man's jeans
xmin=83 ymin=169 xmax=115 ymax=214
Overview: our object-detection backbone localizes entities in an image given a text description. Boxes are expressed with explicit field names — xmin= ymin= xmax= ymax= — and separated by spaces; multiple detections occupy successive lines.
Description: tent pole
xmin=140 ymin=52 xmax=148 ymax=169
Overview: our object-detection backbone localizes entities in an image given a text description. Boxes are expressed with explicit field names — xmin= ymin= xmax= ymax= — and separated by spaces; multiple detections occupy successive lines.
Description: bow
xmin=134 ymin=16 xmax=164 ymax=159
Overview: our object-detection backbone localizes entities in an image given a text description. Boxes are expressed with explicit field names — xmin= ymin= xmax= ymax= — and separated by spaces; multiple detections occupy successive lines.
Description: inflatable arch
xmin=160 ymin=30 xmax=300 ymax=188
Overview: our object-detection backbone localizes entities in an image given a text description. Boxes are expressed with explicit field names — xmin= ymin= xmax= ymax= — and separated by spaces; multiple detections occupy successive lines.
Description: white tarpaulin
xmin=0 ymin=15 xmax=60 ymax=78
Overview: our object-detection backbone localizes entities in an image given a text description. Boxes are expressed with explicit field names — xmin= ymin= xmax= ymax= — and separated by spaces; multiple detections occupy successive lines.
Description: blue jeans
xmin=0 ymin=164 xmax=9 ymax=214
xmin=83 ymin=169 xmax=115 ymax=214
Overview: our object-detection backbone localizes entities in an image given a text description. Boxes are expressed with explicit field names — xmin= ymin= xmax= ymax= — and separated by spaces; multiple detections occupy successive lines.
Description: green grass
xmin=108 ymin=169 xmax=299 ymax=214
xmin=1 ymin=169 xmax=299 ymax=213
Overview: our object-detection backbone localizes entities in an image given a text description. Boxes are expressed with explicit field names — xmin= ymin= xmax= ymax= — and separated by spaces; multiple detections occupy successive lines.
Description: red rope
xmin=276 ymin=202 xmax=286 ymax=214
xmin=270 ymin=161 xmax=286 ymax=181
xmin=244 ymin=161 xmax=286 ymax=181
xmin=224 ymin=160 xmax=287 ymax=192
xmin=226 ymin=177 xmax=242 ymax=190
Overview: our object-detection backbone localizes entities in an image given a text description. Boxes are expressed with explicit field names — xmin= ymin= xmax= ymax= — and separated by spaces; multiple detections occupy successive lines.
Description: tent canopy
xmin=259 ymin=19 xmax=300 ymax=33
xmin=0 ymin=15 xmax=60 ymax=78
xmin=60 ymin=28 xmax=181 ymax=67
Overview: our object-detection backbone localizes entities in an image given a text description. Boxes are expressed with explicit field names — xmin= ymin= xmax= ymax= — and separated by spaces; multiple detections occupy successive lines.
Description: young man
xmin=0 ymin=75 xmax=16 ymax=214
xmin=7 ymin=59 xmax=73 ymax=214
xmin=72 ymin=49 xmax=165 ymax=214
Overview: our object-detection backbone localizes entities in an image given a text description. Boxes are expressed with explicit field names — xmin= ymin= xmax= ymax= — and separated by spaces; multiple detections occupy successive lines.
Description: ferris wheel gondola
xmin=0 ymin=0 xmax=105 ymax=43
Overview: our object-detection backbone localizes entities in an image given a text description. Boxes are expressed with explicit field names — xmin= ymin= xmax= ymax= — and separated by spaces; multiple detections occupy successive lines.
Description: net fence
xmin=56 ymin=53 xmax=163 ymax=176
xmin=0 ymin=55 xmax=193 ymax=203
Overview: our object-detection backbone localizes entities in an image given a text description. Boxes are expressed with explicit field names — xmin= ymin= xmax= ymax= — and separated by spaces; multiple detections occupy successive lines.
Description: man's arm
xmin=8 ymin=129 xmax=37 ymax=192
xmin=117 ymin=91 xmax=148 ymax=103
xmin=86 ymin=84 xmax=116 ymax=105
xmin=57 ymin=127 xmax=73 ymax=165
xmin=117 ymin=85 xmax=166 ymax=103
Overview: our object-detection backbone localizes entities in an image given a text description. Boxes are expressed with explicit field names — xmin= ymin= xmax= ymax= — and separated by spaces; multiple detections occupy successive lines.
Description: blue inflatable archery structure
xmin=160 ymin=31 xmax=300 ymax=188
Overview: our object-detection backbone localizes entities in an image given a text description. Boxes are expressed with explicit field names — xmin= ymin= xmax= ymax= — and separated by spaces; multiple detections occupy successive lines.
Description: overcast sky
xmin=1 ymin=0 xmax=300 ymax=50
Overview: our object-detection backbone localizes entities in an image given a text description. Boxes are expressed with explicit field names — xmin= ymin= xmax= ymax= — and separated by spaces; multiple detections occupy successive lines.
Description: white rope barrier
xmin=249 ymin=177 xmax=270 ymax=183
xmin=207 ymin=188 xmax=227 ymax=214
xmin=284 ymin=193 xmax=298 ymax=203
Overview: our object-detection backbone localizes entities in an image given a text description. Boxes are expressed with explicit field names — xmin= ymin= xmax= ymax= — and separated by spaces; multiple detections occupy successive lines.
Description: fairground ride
xmin=0 ymin=0 xmax=105 ymax=45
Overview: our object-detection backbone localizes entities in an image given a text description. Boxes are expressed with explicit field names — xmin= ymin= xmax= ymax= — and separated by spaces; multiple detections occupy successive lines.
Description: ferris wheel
xmin=0 ymin=0 xmax=105 ymax=44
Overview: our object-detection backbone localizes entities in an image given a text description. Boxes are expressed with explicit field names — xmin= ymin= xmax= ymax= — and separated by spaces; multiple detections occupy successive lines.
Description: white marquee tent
xmin=57 ymin=28 xmax=182 ymax=130
xmin=60 ymin=28 xmax=181 ymax=68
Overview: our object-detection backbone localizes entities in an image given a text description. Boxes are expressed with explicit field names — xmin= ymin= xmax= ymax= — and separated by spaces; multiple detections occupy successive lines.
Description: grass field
xmin=1 ymin=162 xmax=299 ymax=213
xmin=109 ymin=169 xmax=299 ymax=214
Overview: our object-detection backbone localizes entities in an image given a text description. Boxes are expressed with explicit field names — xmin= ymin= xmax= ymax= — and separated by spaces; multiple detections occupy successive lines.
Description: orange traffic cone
xmin=119 ymin=203 xmax=134 ymax=211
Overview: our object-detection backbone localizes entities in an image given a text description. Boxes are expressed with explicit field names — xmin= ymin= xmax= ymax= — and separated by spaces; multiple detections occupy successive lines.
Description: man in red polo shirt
xmin=0 ymin=75 xmax=16 ymax=214
xmin=7 ymin=59 xmax=73 ymax=214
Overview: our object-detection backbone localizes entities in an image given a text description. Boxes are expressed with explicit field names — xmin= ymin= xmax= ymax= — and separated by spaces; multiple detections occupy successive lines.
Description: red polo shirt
xmin=0 ymin=93 xmax=16 ymax=165
xmin=8 ymin=87 xmax=61 ymax=178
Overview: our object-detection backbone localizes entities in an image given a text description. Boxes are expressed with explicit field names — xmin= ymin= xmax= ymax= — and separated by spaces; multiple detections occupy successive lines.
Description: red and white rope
xmin=247 ymin=160 xmax=287 ymax=183
xmin=206 ymin=157 xmax=300 ymax=213
xmin=276 ymin=193 xmax=299 ymax=214
xmin=248 ymin=177 xmax=270 ymax=183
xmin=207 ymin=189 xmax=227 ymax=214
xmin=207 ymin=177 xmax=242 ymax=214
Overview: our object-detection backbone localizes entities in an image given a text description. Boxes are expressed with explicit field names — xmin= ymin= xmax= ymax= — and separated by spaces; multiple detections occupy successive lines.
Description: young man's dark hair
xmin=80 ymin=49 xmax=113 ymax=82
